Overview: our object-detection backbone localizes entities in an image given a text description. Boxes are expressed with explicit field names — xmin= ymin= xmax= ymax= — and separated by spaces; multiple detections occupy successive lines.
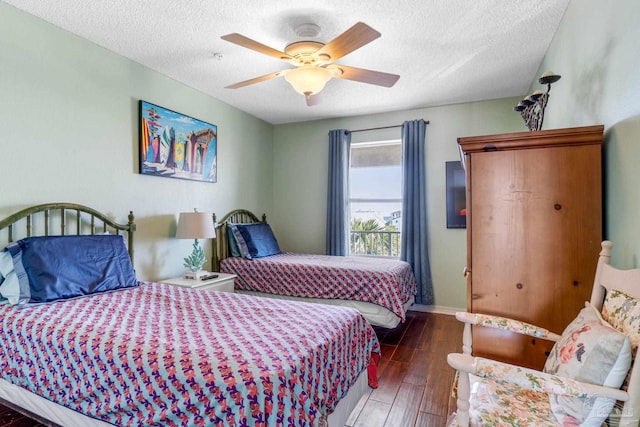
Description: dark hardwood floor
xmin=0 ymin=403 xmax=47 ymax=427
xmin=0 ymin=311 xmax=462 ymax=427
xmin=348 ymin=311 xmax=462 ymax=427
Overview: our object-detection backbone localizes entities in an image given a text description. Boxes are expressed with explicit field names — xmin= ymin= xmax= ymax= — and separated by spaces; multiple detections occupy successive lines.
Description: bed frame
xmin=0 ymin=204 xmax=373 ymax=427
xmin=0 ymin=202 xmax=136 ymax=262
xmin=212 ymin=208 xmax=265 ymax=272
xmin=0 ymin=202 xmax=136 ymax=427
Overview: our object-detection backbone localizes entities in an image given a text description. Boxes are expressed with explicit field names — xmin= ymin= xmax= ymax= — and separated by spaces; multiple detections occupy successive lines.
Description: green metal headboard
xmin=211 ymin=209 xmax=266 ymax=272
xmin=0 ymin=202 xmax=136 ymax=263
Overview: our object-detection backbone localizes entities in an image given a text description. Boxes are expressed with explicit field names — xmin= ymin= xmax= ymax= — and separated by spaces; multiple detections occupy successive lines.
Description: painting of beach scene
xmin=139 ymin=101 xmax=217 ymax=183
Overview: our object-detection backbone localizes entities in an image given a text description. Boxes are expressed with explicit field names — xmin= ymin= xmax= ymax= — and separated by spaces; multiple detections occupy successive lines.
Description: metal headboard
xmin=0 ymin=202 xmax=136 ymax=263
xmin=212 ymin=209 xmax=266 ymax=272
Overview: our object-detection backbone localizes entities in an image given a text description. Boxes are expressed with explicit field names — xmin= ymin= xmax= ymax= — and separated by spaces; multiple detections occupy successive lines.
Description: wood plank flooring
xmin=348 ymin=311 xmax=462 ymax=427
xmin=0 ymin=311 xmax=462 ymax=427
xmin=0 ymin=403 xmax=47 ymax=427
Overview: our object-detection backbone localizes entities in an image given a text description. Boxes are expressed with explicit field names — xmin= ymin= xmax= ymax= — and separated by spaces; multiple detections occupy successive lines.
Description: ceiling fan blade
xmin=221 ymin=33 xmax=293 ymax=61
xmin=332 ymin=65 xmax=400 ymax=87
xmin=225 ymin=71 xmax=285 ymax=89
xmin=314 ymin=22 xmax=381 ymax=63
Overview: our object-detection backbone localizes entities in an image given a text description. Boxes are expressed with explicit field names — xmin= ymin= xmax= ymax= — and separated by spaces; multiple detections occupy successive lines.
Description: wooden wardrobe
xmin=458 ymin=125 xmax=604 ymax=370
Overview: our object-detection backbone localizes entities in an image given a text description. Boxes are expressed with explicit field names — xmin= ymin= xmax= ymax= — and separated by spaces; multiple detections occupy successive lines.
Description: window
xmin=349 ymin=140 xmax=402 ymax=257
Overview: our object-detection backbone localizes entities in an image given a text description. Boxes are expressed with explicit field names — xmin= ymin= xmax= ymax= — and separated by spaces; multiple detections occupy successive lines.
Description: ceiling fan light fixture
xmin=284 ymin=65 xmax=332 ymax=96
xmin=221 ymin=22 xmax=399 ymax=105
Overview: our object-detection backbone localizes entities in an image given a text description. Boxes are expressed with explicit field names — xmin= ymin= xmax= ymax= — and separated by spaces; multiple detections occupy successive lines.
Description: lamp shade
xmin=176 ymin=212 xmax=216 ymax=239
xmin=284 ymin=65 xmax=332 ymax=95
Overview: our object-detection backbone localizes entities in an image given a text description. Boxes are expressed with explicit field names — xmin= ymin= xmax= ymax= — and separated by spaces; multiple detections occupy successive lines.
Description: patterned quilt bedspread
xmin=220 ymin=253 xmax=417 ymax=322
xmin=0 ymin=283 xmax=379 ymax=426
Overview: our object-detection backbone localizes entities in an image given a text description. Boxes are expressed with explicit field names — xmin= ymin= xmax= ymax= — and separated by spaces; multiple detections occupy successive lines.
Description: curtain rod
xmin=347 ymin=120 xmax=429 ymax=134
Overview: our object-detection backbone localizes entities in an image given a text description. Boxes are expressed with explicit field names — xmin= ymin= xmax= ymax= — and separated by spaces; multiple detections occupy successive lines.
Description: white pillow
xmin=0 ymin=251 xmax=20 ymax=305
xmin=229 ymin=224 xmax=252 ymax=259
xmin=544 ymin=303 xmax=631 ymax=426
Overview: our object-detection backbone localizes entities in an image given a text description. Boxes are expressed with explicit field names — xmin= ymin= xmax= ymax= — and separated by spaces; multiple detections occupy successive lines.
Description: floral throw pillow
xmin=543 ymin=303 xmax=631 ymax=427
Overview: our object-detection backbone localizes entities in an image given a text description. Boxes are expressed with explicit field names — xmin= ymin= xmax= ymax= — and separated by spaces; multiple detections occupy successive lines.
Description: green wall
xmin=5 ymin=1 xmax=635 ymax=311
xmin=0 ymin=3 xmax=274 ymax=281
xmin=272 ymin=100 xmax=524 ymax=311
xmin=532 ymin=0 xmax=640 ymax=268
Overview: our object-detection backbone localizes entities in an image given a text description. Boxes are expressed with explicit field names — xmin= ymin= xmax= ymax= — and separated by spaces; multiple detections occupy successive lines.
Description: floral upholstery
xmin=474 ymin=314 xmax=555 ymax=338
xmin=468 ymin=379 xmax=560 ymax=426
xmin=602 ymin=289 xmax=640 ymax=395
xmin=475 ymin=356 xmax=619 ymax=398
xmin=455 ymin=353 xmax=628 ymax=427
xmin=602 ymin=289 xmax=640 ymax=352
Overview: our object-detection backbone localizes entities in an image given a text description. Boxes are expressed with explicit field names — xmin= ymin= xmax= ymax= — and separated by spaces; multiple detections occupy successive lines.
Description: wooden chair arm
xmin=448 ymin=353 xmax=629 ymax=401
xmin=455 ymin=312 xmax=561 ymax=341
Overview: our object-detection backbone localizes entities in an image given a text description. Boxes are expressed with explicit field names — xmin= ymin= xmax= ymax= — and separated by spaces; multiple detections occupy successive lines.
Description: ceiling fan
xmin=221 ymin=22 xmax=400 ymax=106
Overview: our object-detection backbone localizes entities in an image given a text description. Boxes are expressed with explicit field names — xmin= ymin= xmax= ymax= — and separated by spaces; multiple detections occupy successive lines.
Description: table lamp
xmin=176 ymin=210 xmax=216 ymax=279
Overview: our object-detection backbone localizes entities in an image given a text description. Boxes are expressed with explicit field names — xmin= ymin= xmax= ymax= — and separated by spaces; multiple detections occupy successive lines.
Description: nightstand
xmin=160 ymin=272 xmax=237 ymax=293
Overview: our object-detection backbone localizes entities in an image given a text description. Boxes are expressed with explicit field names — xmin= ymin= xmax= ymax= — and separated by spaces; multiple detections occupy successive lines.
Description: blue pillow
xmin=235 ymin=223 xmax=281 ymax=259
xmin=4 ymin=235 xmax=138 ymax=306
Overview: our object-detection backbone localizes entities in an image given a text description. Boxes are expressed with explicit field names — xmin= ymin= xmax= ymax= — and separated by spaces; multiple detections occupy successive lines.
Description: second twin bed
xmin=213 ymin=209 xmax=417 ymax=329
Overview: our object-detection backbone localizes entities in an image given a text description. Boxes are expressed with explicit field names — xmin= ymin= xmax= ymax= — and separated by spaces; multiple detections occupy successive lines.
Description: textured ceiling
xmin=3 ymin=0 xmax=570 ymax=125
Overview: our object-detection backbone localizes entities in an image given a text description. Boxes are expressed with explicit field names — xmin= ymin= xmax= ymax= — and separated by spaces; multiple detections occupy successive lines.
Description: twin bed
xmin=0 ymin=203 xmax=380 ymax=427
xmin=213 ymin=210 xmax=417 ymax=329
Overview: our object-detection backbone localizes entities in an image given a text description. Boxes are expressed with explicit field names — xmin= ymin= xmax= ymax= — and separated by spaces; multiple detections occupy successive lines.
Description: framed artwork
xmin=139 ymin=100 xmax=217 ymax=183
xmin=446 ymin=161 xmax=466 ymax=229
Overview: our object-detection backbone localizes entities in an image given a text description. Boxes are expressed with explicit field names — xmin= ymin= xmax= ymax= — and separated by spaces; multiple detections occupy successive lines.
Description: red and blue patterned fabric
xmin=221 ymin=253 xmax=417 ymax=322
xmin=0 ymin=283 xmax=379 ymax=426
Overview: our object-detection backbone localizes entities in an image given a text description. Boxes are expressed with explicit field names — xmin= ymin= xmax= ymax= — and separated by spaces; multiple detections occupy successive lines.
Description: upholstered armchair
xmin=447 ymin=241 xmax=640 ymax=427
